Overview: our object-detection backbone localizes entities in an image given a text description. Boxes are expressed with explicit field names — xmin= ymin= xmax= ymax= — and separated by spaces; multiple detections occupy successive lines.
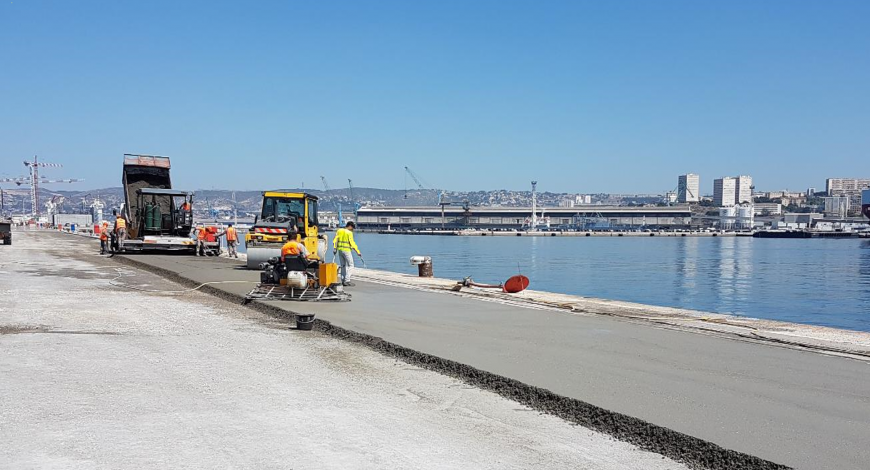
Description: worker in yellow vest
xmin=332 ymin=221 xmax=361 ymax=286
xmin=218 ymin=223 xmax=239 ymax=258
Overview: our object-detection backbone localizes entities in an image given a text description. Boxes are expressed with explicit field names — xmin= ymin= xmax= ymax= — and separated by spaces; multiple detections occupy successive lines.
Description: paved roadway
xmin=110 ymin=247 xmax=870 ymax=470
xmin=1 ymin=231 xmax=688 ymax=470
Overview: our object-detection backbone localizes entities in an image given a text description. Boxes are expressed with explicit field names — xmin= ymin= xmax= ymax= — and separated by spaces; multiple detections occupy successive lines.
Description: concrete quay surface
xmin=0 ymin=231 xmax=690 ymax=470
xmin=100 ymin=243 xmax=870 ymax=469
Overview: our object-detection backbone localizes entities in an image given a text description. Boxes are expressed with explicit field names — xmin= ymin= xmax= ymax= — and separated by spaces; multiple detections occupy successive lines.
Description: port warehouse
xmin=356 ymin=206 xmax=694 ymax=229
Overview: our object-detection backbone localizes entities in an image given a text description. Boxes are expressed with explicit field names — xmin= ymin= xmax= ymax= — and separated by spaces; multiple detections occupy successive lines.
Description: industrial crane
xmin=320 ymin=176 xmax=331 ymax=192
xmin=403 ymin=166 xmax=445 ymax=203
xmin=404 ymin=166 xmax=426 ymax=190
xmin=1 ymin=156 xmax=82 ymax=218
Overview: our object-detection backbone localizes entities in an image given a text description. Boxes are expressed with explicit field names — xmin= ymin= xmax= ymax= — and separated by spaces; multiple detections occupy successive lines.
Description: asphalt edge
xmin=111 ymin=254 xmax=791 ymax=470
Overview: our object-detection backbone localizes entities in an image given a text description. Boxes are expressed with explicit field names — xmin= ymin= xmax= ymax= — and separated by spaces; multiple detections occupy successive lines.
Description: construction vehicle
xmin=0 ymin=220 xmax=11 ymax=245
xmin=119 ymin=154 xmax=218 ymax=253
xmin=245 ymin=256 xmax=349 ymax=311
xmin=245 ymin=191 xmax=327 ymax=269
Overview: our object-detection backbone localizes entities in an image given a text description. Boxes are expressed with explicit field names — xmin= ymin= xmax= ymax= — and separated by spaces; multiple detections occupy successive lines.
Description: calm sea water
xmin=345 ymin=233 xmax=870 ymax=332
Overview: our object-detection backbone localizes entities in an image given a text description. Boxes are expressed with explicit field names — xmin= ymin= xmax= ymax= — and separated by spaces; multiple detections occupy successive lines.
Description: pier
xmin=5 ymin=230 xmax=870 ymax=469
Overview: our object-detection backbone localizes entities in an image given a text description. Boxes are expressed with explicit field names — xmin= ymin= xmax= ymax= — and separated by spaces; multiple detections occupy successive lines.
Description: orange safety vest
xmin=115 ymin=217 xmax=126 ymax=229
xmin=226 ymin=226 xmax=237 ymax=242
xmin=181 ymin=202 xmax=191 ymax=211
xmin=100 ymin=223 xmax=109 ymax=241
xmin=281 ymin=241 xmax=304 ymax=259
xmin=196 ymin=228 xmax=206 ymax=240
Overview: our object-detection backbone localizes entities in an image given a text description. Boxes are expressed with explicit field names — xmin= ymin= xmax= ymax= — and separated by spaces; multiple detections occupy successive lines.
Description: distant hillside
xmin=1 ymin=185 xmax=655 ymax=218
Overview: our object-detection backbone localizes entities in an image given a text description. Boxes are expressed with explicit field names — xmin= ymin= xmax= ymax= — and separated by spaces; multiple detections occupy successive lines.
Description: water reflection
xmin=674 ymin=237 xmax=699 ymax=306
xmin=714 ymin=237 xmax=754 ymax=316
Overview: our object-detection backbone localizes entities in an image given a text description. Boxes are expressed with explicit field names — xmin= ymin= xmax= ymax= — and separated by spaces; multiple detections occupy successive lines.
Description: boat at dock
xmin=753 ymin=230 xmax=862 ymax=239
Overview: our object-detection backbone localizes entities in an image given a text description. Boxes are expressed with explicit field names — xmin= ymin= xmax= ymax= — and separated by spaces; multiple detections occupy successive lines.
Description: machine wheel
xmin=3 ymin=237 xmax=10 ymax=246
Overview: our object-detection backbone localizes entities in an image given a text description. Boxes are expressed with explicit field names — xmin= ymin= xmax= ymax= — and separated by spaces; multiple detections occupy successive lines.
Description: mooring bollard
xmin=410 ymin=256 xmax=433 ymax=277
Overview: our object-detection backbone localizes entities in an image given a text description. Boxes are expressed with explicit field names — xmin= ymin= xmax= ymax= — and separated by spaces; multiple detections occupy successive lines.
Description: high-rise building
xmin=677 ymin=173 xmax=700 ymax=203
xmin=826 ymin=178 xmax=870 ymax=196
xmin=714 ymin=175 xmax=753 ymax=206
xmin=735 ymin=175 xmax=753 ymax=204
xmin=826 ymin=178 xmax=870 ymax=214
xmin=713 ymin=177 xmax=737 ymax=206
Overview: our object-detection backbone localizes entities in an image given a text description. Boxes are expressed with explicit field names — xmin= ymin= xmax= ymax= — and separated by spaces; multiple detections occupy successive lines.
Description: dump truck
xmin=0 ymin=220 xmax=11 ymax=246
xmin=245 ymin=191 xmax=327 ymax=269
xmin=119 ymin=154 xmax=218 ymax=253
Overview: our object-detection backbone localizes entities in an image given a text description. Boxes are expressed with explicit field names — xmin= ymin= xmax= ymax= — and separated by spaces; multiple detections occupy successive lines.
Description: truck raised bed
xmin=119 ymin=154 xmax=218 ymax=253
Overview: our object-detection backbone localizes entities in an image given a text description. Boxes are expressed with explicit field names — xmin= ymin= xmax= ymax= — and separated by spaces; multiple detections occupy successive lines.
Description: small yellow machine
xmin=245 ymin=191 xmax=325 ymax=269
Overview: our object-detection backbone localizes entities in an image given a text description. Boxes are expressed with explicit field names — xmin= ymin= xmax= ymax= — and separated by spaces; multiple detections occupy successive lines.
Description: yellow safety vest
xmin=115 ymin=217 xmax=126 ymax=229
xmin=333 ymin=228 xmax=358 ymax=253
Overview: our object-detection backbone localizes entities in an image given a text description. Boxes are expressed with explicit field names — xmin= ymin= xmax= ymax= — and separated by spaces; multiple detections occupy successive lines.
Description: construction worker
xmin=333 ymin=221 xmax=361 ymax=286
xmin=217 ymin=223 xmax=239 ymax=258
xmin=281 ymin=237 xmax=312 ymax=261
xmin=195 ymin=224 xmax=208 ymax=256
xmin=113 ymin=210 xmax=127 ymax=251
xmin=99 ymin=220 xmax=109 ymax=254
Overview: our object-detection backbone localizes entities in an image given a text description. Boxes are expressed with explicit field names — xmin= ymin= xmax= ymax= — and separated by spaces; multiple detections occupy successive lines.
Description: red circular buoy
xmin=503 ymin=275 xmax=530 ymax=293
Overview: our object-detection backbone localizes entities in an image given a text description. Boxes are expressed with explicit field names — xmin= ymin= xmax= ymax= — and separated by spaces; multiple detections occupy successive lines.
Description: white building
xmin=713 ymin=177 xmax=737 ymax=207
xmin=559 ymin=199 xmax=575 ymax=208
xmin=714 ymin=175 xmax=753 ymax=206
xmin=677 ymin=173 xmax=700 ymax=203
xmin=574 ymin=194 xmax=592 ymax=205
xmin=823 ymin=196 xmax=850 ymax=218
xmin=736 ymin=175 xmax=753 ymax=204
xmin=753 ymin=203 xmax=782 ymax=216
xmin=826 ymin=178 xmax=870 ymax=196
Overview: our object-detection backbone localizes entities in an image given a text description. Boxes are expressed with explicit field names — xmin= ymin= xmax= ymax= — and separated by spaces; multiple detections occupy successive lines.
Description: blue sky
xmin=1 ymin=1 xmax=868 ymax=195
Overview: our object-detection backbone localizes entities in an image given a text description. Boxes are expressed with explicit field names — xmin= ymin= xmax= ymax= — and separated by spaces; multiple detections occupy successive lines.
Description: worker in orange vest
xmin=195 ymin=224 xmax=208 ymax=256
xmin=99 ymin=221 xmax=109 ymax=254
xmin=281 ymin=237 xmax=315 ymax=264
xmin=217 ymin=223 xmax=239 ymax=258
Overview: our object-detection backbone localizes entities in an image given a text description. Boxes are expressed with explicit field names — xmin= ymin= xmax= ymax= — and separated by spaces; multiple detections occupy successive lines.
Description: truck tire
xmin=4 ymin=237 xmax=10 ymax=246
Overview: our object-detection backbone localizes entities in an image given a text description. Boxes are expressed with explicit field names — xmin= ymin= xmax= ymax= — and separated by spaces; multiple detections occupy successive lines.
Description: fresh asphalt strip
xmin=111 ymin=254 xmax=788 ymax=470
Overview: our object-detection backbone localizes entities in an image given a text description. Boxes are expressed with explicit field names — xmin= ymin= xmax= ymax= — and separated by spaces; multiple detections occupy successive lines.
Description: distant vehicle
xmin=0 ymin=220 xmax=11 ymax=245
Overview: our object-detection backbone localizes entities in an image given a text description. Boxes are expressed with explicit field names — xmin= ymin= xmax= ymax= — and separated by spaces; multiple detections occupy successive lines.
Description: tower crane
xmin=2 ymin=155 xmax=82 ymax=218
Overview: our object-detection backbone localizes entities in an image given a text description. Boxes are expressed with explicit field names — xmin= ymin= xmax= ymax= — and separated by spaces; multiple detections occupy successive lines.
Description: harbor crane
xmin=403 ymin=166 xmax=445 ymax=204
xmin=320 ymin=176 xmax=331 ymax=192
xmin=1 ymin=156 xmax=82 ymax=217
xmin=404 ymin=166 xmax=427 ymax=190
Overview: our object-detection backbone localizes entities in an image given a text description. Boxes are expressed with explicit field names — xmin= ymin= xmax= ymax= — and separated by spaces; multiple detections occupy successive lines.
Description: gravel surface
xmin=0 ymin=231 xmax=688 ymax=469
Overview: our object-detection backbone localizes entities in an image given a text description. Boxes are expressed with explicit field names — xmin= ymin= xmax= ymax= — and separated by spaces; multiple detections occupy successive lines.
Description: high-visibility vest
xmin=333 ymin=228 xmax=358 ymax=252
xmin=115 ymin=217 xmax=126 ymax=229
xmin=100 ymin=223 xmax=109 ymax=241
xmin=197 ymin=228 xmax=206 ymax=240
xmin=226 ymin=226 xmax=237 ymax=242
xmin=282 ymin=241 xmax=303 ymax=257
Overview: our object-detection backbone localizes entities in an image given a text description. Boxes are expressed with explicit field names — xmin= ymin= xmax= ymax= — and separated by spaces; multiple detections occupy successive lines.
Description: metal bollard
xmin=418 ymin=260 xmax=433 ymax=277
xmin=410 ymin=256 xmax=433 ymax=277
